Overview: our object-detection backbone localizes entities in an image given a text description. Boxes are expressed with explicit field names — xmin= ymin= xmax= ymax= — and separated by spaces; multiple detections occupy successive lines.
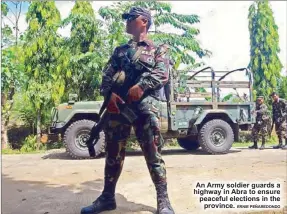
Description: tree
xmin=1 ymin=2 xmax=24 ymax=47
xmin=99 ymin=1 xmax=210 ymax=96
xmin=278 ymin=76 xmax=287 ymax=99
xmin=248 ymin=0 xmax=283 ymax=104
xmin=61 ymin=1 xmax=106 ymax=100
xmin=99 ymin=1 xmax=210 ymax=67
xmin=23 ymin=1 xmax=69 ymax=147
xmin=98 ymin=2 xmax=131 ymax=55
xmin=1 ymin=2 xmax=25 ymax=149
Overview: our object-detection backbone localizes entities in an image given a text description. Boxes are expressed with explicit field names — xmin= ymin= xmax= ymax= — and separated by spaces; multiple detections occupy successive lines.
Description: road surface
xmin=2 ymin=147 xmax=287 ymax=214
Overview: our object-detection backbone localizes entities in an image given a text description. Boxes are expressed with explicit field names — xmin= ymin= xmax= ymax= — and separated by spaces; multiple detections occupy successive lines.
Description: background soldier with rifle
xmin=81 ymin=7 xmax=175 ymax=214
xmin=249 ymin=96 xmax=270 ymax=150
xmin=271 ymin=92 xmax=287 ymax=150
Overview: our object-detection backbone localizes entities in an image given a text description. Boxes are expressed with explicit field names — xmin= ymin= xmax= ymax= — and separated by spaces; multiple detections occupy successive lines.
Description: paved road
xmin=2 ymin=148 xmax=287 ymax=214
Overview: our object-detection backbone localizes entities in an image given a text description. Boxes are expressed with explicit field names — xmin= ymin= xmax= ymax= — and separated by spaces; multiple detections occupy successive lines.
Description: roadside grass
xmin=2 ymin=134 xmax=279 ymax=154
xmin=232 ymin=141 xmax=276 ymax=148
xmin=2 ymin=148 xmax=47 ymax=155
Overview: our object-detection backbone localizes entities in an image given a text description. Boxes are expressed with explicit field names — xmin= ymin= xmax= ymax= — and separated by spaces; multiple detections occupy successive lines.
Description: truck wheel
xmin=177 ymin=136 xmax=200 ymax=151
xmin=63 ymin=119 xmax=105 ymax=159
xmin=199 ymin=119 xmax=234 ymax=154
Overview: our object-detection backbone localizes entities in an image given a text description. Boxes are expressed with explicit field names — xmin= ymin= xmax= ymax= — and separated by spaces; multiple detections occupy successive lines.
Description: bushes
xmin=20 ymin=135 xmax=45 ymax=152
xmin=7 ymin=125 xmax=32 ymax=149
xmin=237 ymin=130 xmax=278 ymax=144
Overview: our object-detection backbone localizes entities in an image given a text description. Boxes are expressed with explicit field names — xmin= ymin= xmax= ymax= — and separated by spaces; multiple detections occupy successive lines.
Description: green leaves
xmin=23 ymin=1 xmax=66 ymax=111
xmin=248 ymin=0 xmax=283 ymax=105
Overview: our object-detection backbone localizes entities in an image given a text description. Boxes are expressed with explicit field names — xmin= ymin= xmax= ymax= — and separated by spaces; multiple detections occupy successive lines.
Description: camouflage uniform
xmin=80 ymin=6 xmax=175 ymax=214
xmin=272 ymin=98 xmax=287 ymax=149
xmin=81 ymin=37 xmax=174 ymax=214
xmin=100 ymin=38 xmax=169 ymax=185
xmin=249 ymin=102 xmax=270 ymax=149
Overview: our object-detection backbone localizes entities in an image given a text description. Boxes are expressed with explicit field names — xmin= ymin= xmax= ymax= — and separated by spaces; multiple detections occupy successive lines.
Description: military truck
xmin=48 ymin=67 xmax=255 ymax=159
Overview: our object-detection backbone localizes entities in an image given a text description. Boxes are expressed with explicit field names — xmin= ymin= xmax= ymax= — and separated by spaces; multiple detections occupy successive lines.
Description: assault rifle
xmin=85 ymin=47 xmax=146 ymax=157
xmin=85 ymin=72 xmax=139 ymax=157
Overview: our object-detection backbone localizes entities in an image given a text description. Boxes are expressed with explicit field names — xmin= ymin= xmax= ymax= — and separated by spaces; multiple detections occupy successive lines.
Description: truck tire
xmin=199 ymin=119 xmax=234 ymax=154
xmin=63 ymin=119 xmax=105 ymax=159
xmin=177 ymin=136 xmax=200 ymax=151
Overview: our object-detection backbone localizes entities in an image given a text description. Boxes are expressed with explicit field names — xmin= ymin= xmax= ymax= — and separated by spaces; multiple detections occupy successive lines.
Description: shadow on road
xmin=2 ymin=174 xmax=157 ymax=214
xmin=235 ymin=146 xmax=277 ymax=150
xmin=41 ymin=147 xmax=241 ymax=160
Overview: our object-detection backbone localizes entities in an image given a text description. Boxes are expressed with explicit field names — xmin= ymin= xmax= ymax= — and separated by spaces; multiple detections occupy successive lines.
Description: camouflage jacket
xmin=100 ymin=39 xmax=170 ymax=109
xmin=272 ymin=98 xmax=287 ymax=123
xmin=255 ymin=103 xmax=269 ymax=124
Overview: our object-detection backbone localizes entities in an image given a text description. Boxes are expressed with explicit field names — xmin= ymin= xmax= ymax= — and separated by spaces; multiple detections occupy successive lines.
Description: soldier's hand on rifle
xmin=127 ymin=84 xmax=144 ymax=104
xmin=107 ymin=93 xmax=125 ymax=114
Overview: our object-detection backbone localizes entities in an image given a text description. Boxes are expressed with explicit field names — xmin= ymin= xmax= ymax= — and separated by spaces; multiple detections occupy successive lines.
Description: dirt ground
xmin=2 ymin=147 xmax=287 ymax=214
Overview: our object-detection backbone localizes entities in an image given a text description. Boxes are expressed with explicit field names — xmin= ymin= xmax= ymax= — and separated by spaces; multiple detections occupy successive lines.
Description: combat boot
xmin=155 ymin=183 xmax=175 ymax=214
xmin=249 ymin=141 xmax=258 ymax=149
xmin=259 ymin=139 xmax=265 ymax=150
xmin=281 ymin=139 xmax=287 ymax=150
xmin=273 ymin=138 xmax=283 ymax=149
xmin=81 ymin=192 xmax=116 ymax=214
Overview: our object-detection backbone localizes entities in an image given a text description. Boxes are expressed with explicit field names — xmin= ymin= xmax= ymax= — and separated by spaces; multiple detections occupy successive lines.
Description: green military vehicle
xmin=48 ymin=67 xmax=255 ymax=159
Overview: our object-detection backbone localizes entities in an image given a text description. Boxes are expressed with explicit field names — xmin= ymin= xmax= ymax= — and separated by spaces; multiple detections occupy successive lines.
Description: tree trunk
xmin=1 ymin=120 xmax=9 ymax=149
xmin=1 ymin=89 xmax=14 ymax=149
xmin=36 ymin=109 xmax=42 ymax=150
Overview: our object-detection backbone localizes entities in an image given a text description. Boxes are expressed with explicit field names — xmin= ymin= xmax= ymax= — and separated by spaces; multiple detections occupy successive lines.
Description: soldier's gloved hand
xmin=107 ymin=93 xmax=125 ymax=114
xmin=127 ymin=85 xmax=144 ymax=104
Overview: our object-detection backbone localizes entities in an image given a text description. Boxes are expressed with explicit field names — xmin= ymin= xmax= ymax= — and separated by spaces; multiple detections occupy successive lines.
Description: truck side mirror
xmin=68 ymin=94 xmax=78 ymax=104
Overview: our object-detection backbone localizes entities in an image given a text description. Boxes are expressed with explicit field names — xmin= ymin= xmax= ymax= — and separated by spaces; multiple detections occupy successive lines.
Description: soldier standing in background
xmin=81 ymin=7 xmax=175 ymax=214
xmin=271 ymin=92 xmax=287 ymax=150
xmin=249 ymin=96 xmax=269 ymax=150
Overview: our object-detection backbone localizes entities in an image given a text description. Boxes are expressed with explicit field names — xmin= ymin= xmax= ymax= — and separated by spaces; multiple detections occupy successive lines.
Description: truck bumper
xmin=41 ymin=122 xmax=65 ymax=143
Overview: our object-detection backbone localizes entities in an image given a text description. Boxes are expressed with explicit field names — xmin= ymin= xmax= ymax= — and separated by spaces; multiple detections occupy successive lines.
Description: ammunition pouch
xmin=262 ymin=115 xmax=269 ymax=121
xmin=137 ymin=96 xmax=161 ymax=116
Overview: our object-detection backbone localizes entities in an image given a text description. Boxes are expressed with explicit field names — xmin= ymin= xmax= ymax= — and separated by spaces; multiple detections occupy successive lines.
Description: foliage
xmin=132 ymin=1 xmax=211 ymax=64
xmin=61 ymin=1 xmax=106 ymax=101
xmin=99 ymin=1 xmax=210 ymax=65
xmin=278 ymin=76 xmax=287 ymax=99
xmin=236 ymin=131 xmax=278 ymax=145
xmin=24 ymin=1 xmax=70 ymax=106
xmin=2 ymin=1 xmax=211 ymax=151
xmin=1 ymin=48 xmax=24 ymax=100
xmin=1 ymin=2 xmax=13 ymax=48
xmin=99 ymin=2 xmax=131 ymax=54
xmin=23 ymin=1 xmax=70 ymax=144
xmin=99 ymin=1 xmax=210 ymax=95
xmin=20 ymin=135 xmax=45 ymax=152
xmin=248 ymin=0 xmax=283 ymax=105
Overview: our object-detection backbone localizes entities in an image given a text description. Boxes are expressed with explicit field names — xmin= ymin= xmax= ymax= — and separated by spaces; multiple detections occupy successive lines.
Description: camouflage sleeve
xmin=272 ymin=103 xmax=275 ymax=120
xmin=100 ymin=48 xmax=120 ymax=97
xmin=256 ymin=104 xmax=268 ymax=114
xmin=284 ymin=99 xmax=287 ymax=115
xmin=137 ymin=44 xmax=169 ymax=91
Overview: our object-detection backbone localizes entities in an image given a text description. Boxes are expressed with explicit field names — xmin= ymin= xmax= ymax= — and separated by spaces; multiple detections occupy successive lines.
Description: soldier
xmin=81 ymin=7 xmax=175 ymax=214
xmin=270 ymin=92 xmax=287 ymax=149
xmin=249 ymin=96 xmax=269 ymax=150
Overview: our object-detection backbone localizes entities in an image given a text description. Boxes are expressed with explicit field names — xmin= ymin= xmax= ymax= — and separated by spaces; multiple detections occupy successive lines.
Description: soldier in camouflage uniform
xmin=249 ymin=96 xmax=270 ymax=150
xmin=81 ymin=7 xmax=175 ymax=214
xmin=271 ymin=92 xmax=287 ymax=150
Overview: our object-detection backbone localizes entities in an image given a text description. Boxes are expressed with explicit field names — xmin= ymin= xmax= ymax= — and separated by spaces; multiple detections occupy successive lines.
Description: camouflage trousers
xmin=275 ymin=120 xmax=287 ymax=139
xmin=102 ymin=111 xmax=166 ymax=195
xmin=251 ymin=122 xmax=268 ymax=141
